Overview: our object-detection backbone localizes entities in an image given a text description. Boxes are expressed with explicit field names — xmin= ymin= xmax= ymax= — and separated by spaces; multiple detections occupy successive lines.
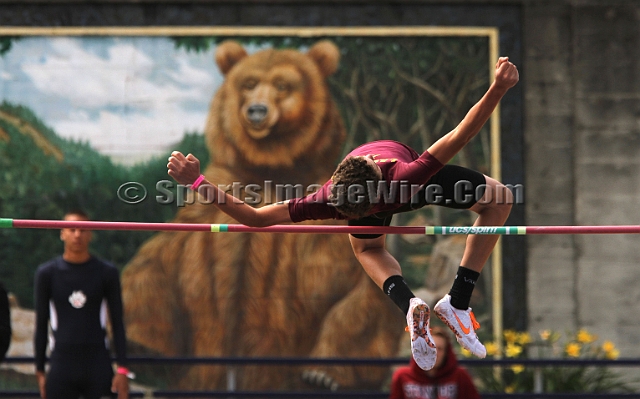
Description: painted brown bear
xmin=121 ymin=40 xmax=403 ymax=390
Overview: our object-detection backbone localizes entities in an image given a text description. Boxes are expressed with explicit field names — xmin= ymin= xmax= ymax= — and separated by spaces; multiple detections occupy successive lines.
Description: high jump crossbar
xmin=2 ymin=218 xmax=640 ymax=235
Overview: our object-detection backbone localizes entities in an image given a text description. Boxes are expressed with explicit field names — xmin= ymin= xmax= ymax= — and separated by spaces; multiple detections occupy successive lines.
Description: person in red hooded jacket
xmin=390 ymin=326 xmax=480 ymax=399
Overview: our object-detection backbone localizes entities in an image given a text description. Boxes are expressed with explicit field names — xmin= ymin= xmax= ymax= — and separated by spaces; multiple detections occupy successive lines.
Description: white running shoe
xmin=434 ymin=294 xmax=486 ymax=358
xmin=406 ymin=297 xmax=437 ymax=370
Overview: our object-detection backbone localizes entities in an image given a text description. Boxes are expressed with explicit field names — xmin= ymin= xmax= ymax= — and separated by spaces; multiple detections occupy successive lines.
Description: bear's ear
xmin=215 ymin=40 xmax=248 ymax=75
xmin=307 ymin=40 xmax=340 ymax=77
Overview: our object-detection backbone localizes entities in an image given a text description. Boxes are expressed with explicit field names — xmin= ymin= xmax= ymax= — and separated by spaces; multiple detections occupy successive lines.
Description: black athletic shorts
xmin=349 ymin=165 xmax=487 ymax=239
xmin=46 ymin=344 xmax=114 ymax=399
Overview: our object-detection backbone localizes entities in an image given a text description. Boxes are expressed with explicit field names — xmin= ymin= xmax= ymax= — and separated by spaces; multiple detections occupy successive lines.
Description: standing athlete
xmin=34 ymin=210 xmax=129 ymax=399
xmin=168 ymin=57 xmax=519 ymax=370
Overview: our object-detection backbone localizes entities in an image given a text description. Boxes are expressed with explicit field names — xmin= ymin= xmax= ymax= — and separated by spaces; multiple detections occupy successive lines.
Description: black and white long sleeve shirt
xmin=34 ymin=256 xmax=127 ymax=372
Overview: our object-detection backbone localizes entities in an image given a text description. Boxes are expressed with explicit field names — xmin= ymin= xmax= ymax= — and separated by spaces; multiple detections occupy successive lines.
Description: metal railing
xmin=2 ymin=356 xmax=639 ymax=398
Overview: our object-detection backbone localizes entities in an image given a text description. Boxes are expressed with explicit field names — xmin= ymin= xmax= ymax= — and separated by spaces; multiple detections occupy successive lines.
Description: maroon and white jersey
xmin=288 ymin=140 xmax=444 ymax=222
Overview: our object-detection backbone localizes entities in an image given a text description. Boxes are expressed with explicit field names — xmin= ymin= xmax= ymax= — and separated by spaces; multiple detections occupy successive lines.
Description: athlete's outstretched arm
xmin=167 ymin=151 xmax=292 ymax=227
xmin=427 ymin=57 xmax=519 ymax=165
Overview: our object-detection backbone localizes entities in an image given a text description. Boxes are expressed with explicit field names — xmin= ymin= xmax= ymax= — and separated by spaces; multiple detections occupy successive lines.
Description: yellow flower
xmin=505 ymin=343 xmax=523 ymax=358
xmin=511 ymin=364 xmax=525 ymax=374
xmin=539 ymin=330 xmax=551 ymax=341
xmin=576 ymin=329 xmax=597 ymax=343
xmin=505 ymin=385 xmax=516 ymax=393
xmin=485 ymin=342 xmax=499 ymax=356
xmin=605 ymin=348 xmax=620 ymax=360
xmin=565 ymin=342 xmax=582 ymax=357
xmin=602 ymin=340 xmax=616 ymax=353
xmin=601 ymin=340 xmax=620 ymax=359
xmin=516 ymin=332 xmax=532 ymax=345
xmin=504 ymin=329 xmax=518 ymax=344
xmin=459 ymin=347 xmax=472 ymax=358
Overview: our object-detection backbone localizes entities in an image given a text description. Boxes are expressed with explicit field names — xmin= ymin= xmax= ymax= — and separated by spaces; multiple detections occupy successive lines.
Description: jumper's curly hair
xmin=329 ymin=156 xmax=381 ymax=219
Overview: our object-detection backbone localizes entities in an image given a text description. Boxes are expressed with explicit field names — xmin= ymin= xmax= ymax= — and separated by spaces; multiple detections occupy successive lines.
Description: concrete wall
xmin=525 ymin=0 xmax=640 ymax=355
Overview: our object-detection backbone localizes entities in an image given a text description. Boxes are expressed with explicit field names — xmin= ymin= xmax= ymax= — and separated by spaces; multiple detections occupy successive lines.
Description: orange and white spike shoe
xmin=406 ymin=297 xmax=437 ymax=370
xmin=434 ymin=294 xmax=486 ymax=358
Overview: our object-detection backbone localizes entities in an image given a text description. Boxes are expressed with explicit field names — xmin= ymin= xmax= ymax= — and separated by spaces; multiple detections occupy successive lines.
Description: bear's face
xmin=209 ymin=41 xmax=343 ymax=169
xmin=231 ymin=61 xmax=308 ymax=140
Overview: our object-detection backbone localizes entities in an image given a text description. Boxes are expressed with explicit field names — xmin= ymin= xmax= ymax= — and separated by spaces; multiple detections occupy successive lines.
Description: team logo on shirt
xmin=68 ymin=291 xmax=87 ymax=309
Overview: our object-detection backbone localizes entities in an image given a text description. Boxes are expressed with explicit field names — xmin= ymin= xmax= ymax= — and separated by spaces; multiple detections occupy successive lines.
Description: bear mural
xmin=121 ymin=40 xmax=404 ymax=390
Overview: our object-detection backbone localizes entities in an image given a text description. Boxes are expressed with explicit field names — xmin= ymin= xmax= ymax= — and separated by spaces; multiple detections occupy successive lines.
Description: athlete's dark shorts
xmin=349 ymin=165 xmax=486 ymax=239
xmin=46 ymin=344 xmax=114 ymax=399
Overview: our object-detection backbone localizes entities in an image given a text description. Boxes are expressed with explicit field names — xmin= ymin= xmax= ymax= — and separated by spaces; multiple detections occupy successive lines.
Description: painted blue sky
xmin=0 ymin=36 xmax=224 ymax=165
